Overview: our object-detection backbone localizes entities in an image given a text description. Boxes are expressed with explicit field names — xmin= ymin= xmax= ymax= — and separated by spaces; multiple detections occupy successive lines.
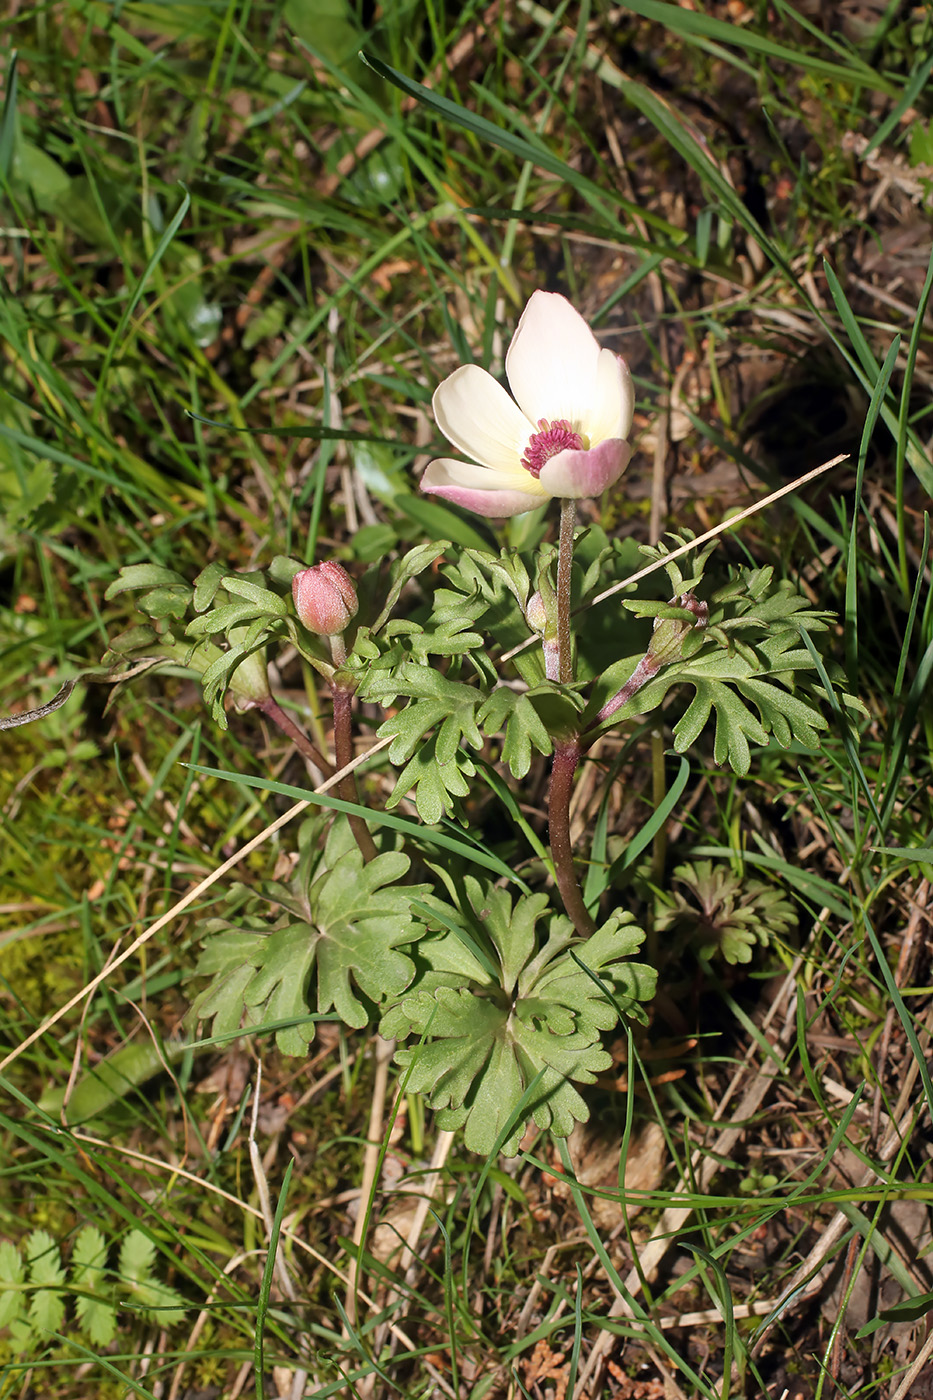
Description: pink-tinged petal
xmin=505 ymin=291 xmax=601 ymax=428
xmin=421 ymin=458 xmax=549 ymax=518
xmin=433 ymin=364 xmax=531 ymax=472
xmin=537 ymin=438 xmax=631 ymax=499
xmin=585 ymin=349 xmax=634 ymax=443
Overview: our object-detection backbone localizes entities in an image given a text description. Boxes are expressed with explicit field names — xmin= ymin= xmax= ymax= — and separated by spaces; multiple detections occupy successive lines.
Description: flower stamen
xmin=520 ymin=418 xmax=586 ymax=479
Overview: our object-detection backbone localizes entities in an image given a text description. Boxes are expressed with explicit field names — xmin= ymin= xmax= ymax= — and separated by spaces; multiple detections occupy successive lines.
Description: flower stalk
xmin=331 ymin=675 xmax=377 ymax=863
xmin=256 ymin=694 xmax=335 ymax=780
xmin=556 ymin=497 xmax=576 ymax=686
xmin=548 ymin=737 xmax=595 ymax=937
xmin=592 ymin=592 xmax=709 ymax=730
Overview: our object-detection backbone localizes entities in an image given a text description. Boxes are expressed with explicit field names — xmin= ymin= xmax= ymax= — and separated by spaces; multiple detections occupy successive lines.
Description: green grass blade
xmin=878 ymin=631 xmax=933 ymax=833
xmin=846 ymin=336 xmax=900 ymax=685
xmin=0 ymin=49 xmax=17 ymax=179
xmin=359 ymin=51 xmax=654 ymax=237
xmin=616 ymin=0 xmax=892 ymax=88
xmin=895 ymin=244 xmax=933 ymax=592
xmin=254 ymin=1157 xmax=293 ymax=1399
xmin=863 ymin=49 xmax=933 ymax=157
xmin=893 ymin=513 xmax=930 ymax=701
xmin=94 ymin=188 xmax=192 ymax=417
xmin=863 ymin=912 xmax=933 ymax=1133
xmin=183 ymin=763 xmax=526 ymax=884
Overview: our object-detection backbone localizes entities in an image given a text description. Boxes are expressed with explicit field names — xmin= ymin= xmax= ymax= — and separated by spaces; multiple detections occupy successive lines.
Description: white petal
xmin=421 ymin=458 xmax=549 ymax=517
xmin=505 ymin=291 xmax=601 ymax=429
xmin=585 ymin=349 xmax=634 ymax=444
xmin=433 ymin=364 xmax=531 ymax=473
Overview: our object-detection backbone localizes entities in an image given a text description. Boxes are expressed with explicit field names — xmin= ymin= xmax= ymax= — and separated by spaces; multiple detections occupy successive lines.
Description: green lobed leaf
xmin=136 ymin=586 xmax=192 ymax=621
xmin=192 ymin=561 xmax=228 ymax=612
xmin=188 ymin=932 xmax=267 ymax=1041
xmin=104 ymin=563 xmax=189 ymax=599
xmin=199 ymin=628 xmax=273 ymax=727
xmin=478 ymin=686 xmax=554 ymax=778
xmin=381 ymin=679 xmax=483 ymax=764
xmin=382 ymin=885 xmax=655 ymax=1155
xmin=186 ymin=598 xmax=281 ymax=638
xmin=220 ymin=576 xmax=287 ymax=613
xmin=188 ymin=845 xmax=428 ymax=1045
xmin=593 ymin=559 xmax=842 ymax=772
xmin=655 ymin=860 xmax=796 ymax=965
xmin=242 ymin=923 xmax=319 ymax=1054
xmin=674 ymin=676 xmax=766 ymax=772
xmin=369 ymin=540 xmax=451 ymax=635
xmin=311 ymin=848 xmax=427 ymax=1025
xmin=527 ymin=910 xmax=657 ymax=1025
xmin=386 ymin=734 xmax=475 ymax=823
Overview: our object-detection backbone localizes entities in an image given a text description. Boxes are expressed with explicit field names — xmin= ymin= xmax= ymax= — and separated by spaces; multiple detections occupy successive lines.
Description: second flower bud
xmin=292 ymin=561 xmax=359 ymax=637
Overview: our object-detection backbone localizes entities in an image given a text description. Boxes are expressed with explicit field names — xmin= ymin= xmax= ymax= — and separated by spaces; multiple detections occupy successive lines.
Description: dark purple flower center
xmin=520 ymin=418 xmax=585 ymax=478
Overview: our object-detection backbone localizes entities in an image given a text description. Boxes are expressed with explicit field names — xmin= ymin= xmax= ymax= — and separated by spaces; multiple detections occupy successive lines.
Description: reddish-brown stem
xmin=332 ymin=682 xmax=377 ymax=862
xmin=589 ymin=653 xmax=661 ymax=731
xmin=548 ymin=737 xmax=596 ymax=936
xmin=257 ymin=695 xmax=335 ymax=780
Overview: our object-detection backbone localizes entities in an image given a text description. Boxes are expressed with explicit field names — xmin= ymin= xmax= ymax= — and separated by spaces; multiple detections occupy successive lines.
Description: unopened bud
xmin=292 ymin=561 xmax=359 ymax=637
xmin=525 ymin=590 xmax=549 ymax=636
xmin=648 ymin=592 xmax=708 ymax=667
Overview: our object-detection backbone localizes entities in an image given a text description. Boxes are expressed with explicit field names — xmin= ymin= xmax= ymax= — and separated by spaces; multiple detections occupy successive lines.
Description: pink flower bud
xmin=292 ymin=561 xmax=358 ymax=637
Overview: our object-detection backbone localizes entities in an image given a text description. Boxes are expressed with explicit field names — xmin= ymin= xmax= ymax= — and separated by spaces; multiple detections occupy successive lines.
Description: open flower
xmin=420 ymin=291 xmax=634 ymax=518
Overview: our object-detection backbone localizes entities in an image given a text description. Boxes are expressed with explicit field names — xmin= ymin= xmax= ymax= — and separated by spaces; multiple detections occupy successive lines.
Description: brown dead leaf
xmin=523 ymin=1337 xmax=570 ymax=1400
xmin=553 ymin=1122 xmax=667 ymax=1231
xmin=370 ymin=259 xmax=416 ymax=294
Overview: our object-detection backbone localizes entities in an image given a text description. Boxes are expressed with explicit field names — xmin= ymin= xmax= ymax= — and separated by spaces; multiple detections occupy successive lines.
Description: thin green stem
xmin=548 ymin=738 xmax=595 ymax=937
xmin=556 ymin=497 xmax=576 ymax=686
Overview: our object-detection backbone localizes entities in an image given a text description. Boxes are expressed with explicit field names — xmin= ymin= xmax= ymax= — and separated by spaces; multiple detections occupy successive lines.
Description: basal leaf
xmin=242 ymin=923 xmax=319 ymax=1055
xmin=384 ymin=886 xmax=654 ymax=1155
xmin=187 ymin=931 xmax=266 ymax=1041
xmin=188 ymin=842 xmax=427 ymax=1047
xmin=311 ymin=848 xmax=426 ymax=1026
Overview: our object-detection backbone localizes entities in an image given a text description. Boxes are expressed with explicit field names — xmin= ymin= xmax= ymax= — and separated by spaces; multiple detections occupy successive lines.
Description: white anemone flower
xmin=420 ymin=291 xmax=634 ymax=518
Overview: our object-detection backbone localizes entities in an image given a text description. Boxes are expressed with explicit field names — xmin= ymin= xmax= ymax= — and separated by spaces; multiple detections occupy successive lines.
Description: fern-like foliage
xmin=0 ymin=1226 xmax=183 ymax=1357
xmin=363 ymin=665 xmax=484 ymax=823
xmin=381 ymin=878 xmax=656 ymax=1156
xmin=589 ymin=535 xmax=863 ymax=773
